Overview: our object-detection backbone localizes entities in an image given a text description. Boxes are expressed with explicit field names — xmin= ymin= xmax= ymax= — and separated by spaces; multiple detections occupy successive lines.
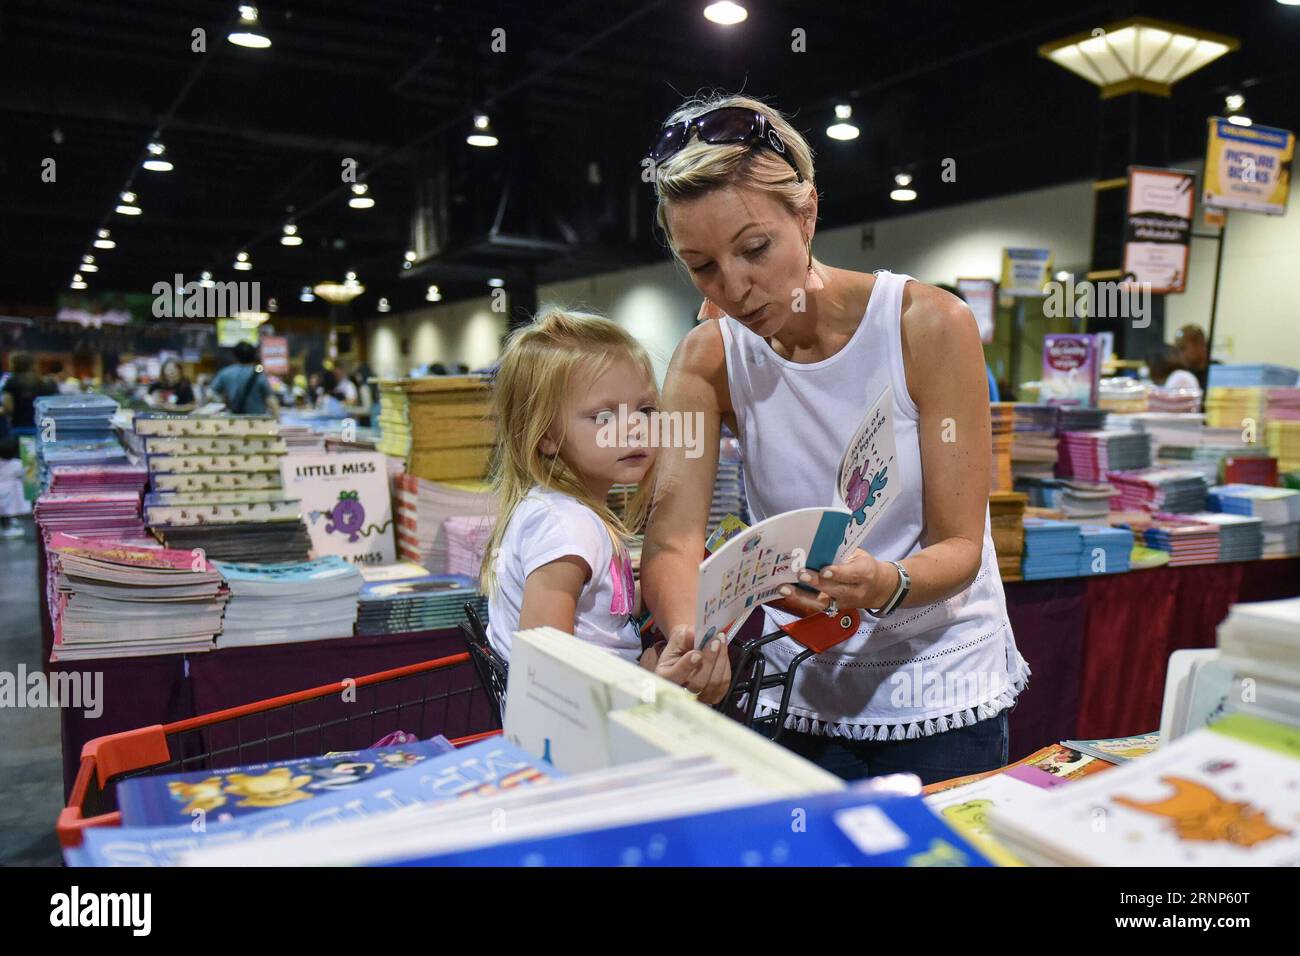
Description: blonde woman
xmin=481 ymin=308 xmax=729 ymax=693
xmin=640 ymin=95 xmax=1030 ymax=783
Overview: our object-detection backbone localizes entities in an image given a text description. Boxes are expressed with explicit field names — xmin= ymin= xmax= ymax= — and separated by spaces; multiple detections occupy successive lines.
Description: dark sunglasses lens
xmin=651 ymin=124 xmax=685 ymax=161
xmin=697 ymin=108 xmax=759 ymax=144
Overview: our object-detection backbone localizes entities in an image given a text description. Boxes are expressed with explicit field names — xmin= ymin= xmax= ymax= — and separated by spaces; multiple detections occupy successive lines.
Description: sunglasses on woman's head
xmin=649 ymin=106 xmax=803 ymax=182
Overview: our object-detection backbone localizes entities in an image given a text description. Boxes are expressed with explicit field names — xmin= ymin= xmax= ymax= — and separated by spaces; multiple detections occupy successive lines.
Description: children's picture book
xmin=1041 ymin=334 xmax=1100 ymax=407
xmin=132 ymin=413 xmax=279 ymax=438
xmin=280 ymin=452 xmax=396 ymax=566
xmin=1060 ymin=733 xmax=1161 ymax=764
xmin=694 ymin=387 xmax=898 ymax=646
xmin=70 ymin=738 xmax=558 ymax=866
xmin=115 ymin=737 xmax=456 ymax=826
xmin=987 ymin=716 xmax=1300 ymax=866
xmin=151 ymin=471 xmax=283 ymax=493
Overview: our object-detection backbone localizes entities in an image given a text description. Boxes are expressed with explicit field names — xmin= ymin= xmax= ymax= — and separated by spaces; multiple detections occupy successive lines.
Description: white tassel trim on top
xmin=750 ymin=664 xmax=1031 ymax=742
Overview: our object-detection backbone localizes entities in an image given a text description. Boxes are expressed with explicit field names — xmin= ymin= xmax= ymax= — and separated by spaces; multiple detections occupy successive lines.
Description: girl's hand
xmin=654 ymin=624 xmax=732 ymax=706
xmin=774 ymin=549 xmax=896 ymax=615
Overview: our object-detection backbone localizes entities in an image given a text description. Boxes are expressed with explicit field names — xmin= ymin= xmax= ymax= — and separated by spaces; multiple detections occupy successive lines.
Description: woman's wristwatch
xmin=868 ymin=560 xmax=911 ymax=617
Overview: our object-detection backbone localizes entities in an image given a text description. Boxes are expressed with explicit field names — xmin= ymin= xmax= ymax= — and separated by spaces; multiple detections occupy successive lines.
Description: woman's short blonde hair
xmin=652 ymin=93 xmax=817 ymax=251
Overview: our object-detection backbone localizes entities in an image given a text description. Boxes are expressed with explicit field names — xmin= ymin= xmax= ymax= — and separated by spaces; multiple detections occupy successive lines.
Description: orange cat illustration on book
xmin=1113 ymin=775 xmax=1292 ymax=847
xmin=167 ymin=777 xmax=227 ymax=815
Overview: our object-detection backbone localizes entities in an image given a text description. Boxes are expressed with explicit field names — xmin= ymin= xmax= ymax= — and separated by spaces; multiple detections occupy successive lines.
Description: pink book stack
xmin=442 ymin=514 xmax=496 ymax=578
xmin=35 ymin=463 xmax=150 ymax=540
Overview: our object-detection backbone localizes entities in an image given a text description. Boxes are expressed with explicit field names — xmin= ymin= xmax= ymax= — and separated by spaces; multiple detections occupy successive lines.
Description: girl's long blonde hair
xmin=480 ymin=306 xmax=659 ymax=596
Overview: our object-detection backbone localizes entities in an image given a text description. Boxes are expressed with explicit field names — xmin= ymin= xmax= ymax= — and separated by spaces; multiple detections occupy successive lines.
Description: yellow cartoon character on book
xmin=222 ymin=767 xmax=315 ymax=808
xmin=167 ymin=777 xmax=228 ymax=815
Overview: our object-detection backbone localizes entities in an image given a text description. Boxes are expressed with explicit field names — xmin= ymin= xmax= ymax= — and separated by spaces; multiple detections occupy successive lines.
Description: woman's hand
xmin=652 ymin=625 xmax=732 ymax=705
xmin=774 ymin=549 xmax=897 ymax=616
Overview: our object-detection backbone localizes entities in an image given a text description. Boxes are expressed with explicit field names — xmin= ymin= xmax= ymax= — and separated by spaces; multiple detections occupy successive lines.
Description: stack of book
xmin=376 ymin=376 xmax=494 ymax=481
xmin=1205 ymin=386 xmax=1267 ymax=429
xmin=1054 ymin=407 xmax=1107 ymax=433
xmin=134 ymin=414 xmax=309 ymax=563
xmin=46 ymin=532 xmax=228 ymax=661
xmin=34 ymin=492 xmax=146 ymax=539
xmin=392 ymin=474 xmax=497 ymax=572
xmin=1056 ymin=430 xmax=1151 ymax=481
xmin=1076 ymin=524 xmax=1133 ymax=575
xmin=1182 ymin=512 xmax=1264 ymax=562
xmin=1146 ymin=384 xmax=1201 ymax=413
xmin=278 ymin=424 xmax=327 ymax=454
xmin=1014 ymin=477 xmax=1115 ymax=519
xmin=1020 ymin=518 xmax=1084 ymax=580
xmin=47 ymin=462 xmax=148 ymax=495
xmin=212 ymin=556 xmax=363 ymax=647
xmin=1107 ymin=467 xmax=1208 ymax=513
xmin=1215 ymin=597 xmax=1300 ymax=726
xmin=1208 ymin=484 xmax=1300 ymax=557
xmin=1140 ymin=515 xmax=1221 ymax=566
xmin=1010 ymin=404 xmax=1058 ymax=481
xmin=1266 ymin=420 xmax=1300 ymax=475
xmin=33 ymin=394 xmax=127 ymax=490
xmin=442 ymin=514 xmax=495 ymax=578
xmin=356 ymin=563 xmax=488 ymax=635
xmin=988 ymin=491 xmax=1027 ymax=582
xmin=989 ymin=403 xmax=1014 ymax=492
xmin=1097 ymin=377 xmax=1148 ymax=414
xmin=712 ymin=437 xmax=749 ymax=527
xmin=1206 ymin=363 xmax=1299 ymax=389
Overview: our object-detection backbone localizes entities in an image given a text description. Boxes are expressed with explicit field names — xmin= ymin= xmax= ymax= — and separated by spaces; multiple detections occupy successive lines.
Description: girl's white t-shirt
xmin=487 ymin=487 xmax=641 ymax=664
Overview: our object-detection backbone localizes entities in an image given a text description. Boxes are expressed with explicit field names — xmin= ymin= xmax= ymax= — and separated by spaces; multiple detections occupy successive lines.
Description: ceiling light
xmin=70 ymin=274 xmax=87 ymax=290
xmin=200 ymin=271 xmax=216 ymax=288
xmin=890 ymin=172 xmax=917 ymax=202
xmin=280 ymin=223 xmax=302 ymax=246
xmin=300 ymin=286 xmax=315 ymax=303
xmin=378 ymin=298 xmax=391 ymax=313
xmin=467 ymin=114 xmax=498 ymax=148
xmin=703 ymin=2 xmax=748 ymax=25
xmin=234 ymin=251 xmax=253 ymax=271
xmin=143 ymin=142 xmax=173 ymax=172
xmin=826 ymin=104 xmax=860 ymax=141
xmin=487 ymin=277 xmax=505 ymax=288
xmin=348 ymin=183 xmax=375 ymax=209
xmin=404 ymin=250 xmax=418 ymax=262
xmin=80 ymin=255 xmax=98 ymax=273
xmin=267 ymin=297 xmax=278 ymax=312
xmin=115 ymin=191 xmax=142 ymax=216
xmin=94 ymin=229 xmax=116 ymax=249
xmin=1225 ymin=93 xmax=1245 ymax=112
xmin=1227 ymin=114 xmax=1253 ymax=127
xmin=1038 ymin=17 xmax=1238 ymax=98
xmin=314 ymin=279 xmax=365 ymax=304
xmin=426 ymin=284 xmax=442 ymax=302
xmin=228 ymin=4 xmax=272 ymax=48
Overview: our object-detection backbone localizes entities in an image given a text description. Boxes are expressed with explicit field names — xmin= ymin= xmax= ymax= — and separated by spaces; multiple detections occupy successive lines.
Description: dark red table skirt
xmin=55 ymin=558 xmax=1300 ymax=796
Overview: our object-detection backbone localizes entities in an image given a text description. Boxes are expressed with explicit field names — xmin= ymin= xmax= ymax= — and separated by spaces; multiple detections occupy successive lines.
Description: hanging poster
xmin=1000 ymin=248 xmax=1053 ymax=296
xmin=1203 ymin=118 xmax=1295 ymax=216
xmin=957 ymin=278 xmax=998 ymax=344
xmin=1123 ymin=166 xmax=1195 ymax=294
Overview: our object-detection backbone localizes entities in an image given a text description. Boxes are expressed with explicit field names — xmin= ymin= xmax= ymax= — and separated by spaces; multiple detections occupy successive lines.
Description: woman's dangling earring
xmin=697 ymin=298 xmax=726 ymax=322
xmin=805 ymin=236 xmax=825 ymax=291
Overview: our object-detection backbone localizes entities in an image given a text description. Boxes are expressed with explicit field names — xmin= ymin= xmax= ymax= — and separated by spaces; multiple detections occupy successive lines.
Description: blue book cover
xmin=212 ymin=555 xmax=359 ymax=585
xmin=387 ymin=789 xmax=995 ymax=867
xmin=72 ymin=738 xmax=558 ymax=866
xmin=115 ymin=736 xmax=456 ymax=827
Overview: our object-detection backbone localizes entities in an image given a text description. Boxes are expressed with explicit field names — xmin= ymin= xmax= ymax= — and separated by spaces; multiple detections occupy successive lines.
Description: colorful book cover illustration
xmin=1041 ymin=334 xmax=1100 ymax=407
xmin=115 ymin=737 xmax=456 ymax=826
xmin=280 ymin=452 xmax=396 ymax=566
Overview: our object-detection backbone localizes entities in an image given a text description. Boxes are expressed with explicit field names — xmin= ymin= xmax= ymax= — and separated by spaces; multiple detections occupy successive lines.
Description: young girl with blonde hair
xmin=482 ymin=307 xmax=728 ymax=695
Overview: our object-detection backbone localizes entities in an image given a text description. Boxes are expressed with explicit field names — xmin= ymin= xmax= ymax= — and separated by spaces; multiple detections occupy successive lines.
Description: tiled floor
xmin=0 ymin=517 xmax=65 ymax=866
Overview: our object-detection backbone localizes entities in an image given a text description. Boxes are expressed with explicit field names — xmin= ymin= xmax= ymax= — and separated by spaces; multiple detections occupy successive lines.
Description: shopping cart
xmin=58 ymin=651 xmax=500 ymax=849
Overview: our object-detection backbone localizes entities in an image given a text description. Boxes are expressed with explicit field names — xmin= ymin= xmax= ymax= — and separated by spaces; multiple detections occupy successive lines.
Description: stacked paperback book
xmin=989 ymin=402 xmax=1015 ymax=492
xmin=36 ymin=462 xmax=150 ymax=538
xmin=1010 ymin=404 xmax=1058 ymax=481
xmin=46 ymin=532 xmax=228 ymax=661
xmin=1056 ymin=430 xmax=1151 ymax=481
xmin=441 ymin=514 xmax=494 ymax=578
xmin=1054 ymin=406 xmax=1107 ymax=433
xmin=1107 ymin=467 xmax=1208 ymax=513
xmin=212 ymin=556 xmax=363 ymax=648
xmin=1020 ymin=518 xmax=1131 ymax=579
xmin=356 ymin=562 xmax=488 ymax=636
xmin=1014 ymin=477 xmax=1115 ymax=519
xmin=134 ymin=414 xmax=310 ymax=562
xmin=376 ymin=376 xmax=494 ymax=481
xmin=712 ymin=434 xmax=749 ymax=527
xmin=392 ymin=474 xmax=497 ymax=572
xmin=1136 ymin=515 xmax=1221 ymax=566
xmin=1207 ymin=363 xmax=1299 ymax=390
xmin=1146 ymin=384 xmax=1201 ymax=413
xmin=33 ymin=394 xmax=127 ymax=491
xmin=1183 ymin=512 xmax=1263 ymax=562
xmin=988 ymin=491 xmax=1026 ymax=582
xmin=1267 ymin=420 xmax=1300 ymax=475
xmin=1208 ymin=484 xmax=1300 ymax=557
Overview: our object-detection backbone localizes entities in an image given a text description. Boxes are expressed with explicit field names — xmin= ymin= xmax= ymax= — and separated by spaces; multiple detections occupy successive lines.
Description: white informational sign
xmin=280 ymin=452 xmax=396 ymax=566
xmin=957 ymin=278 xmax=998 ymax=344
xmin=1123 ymin=166 xmax=1194 ymax=294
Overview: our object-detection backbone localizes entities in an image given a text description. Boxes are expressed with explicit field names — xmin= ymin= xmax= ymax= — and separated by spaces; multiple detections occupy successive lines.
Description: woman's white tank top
xmin=717 ymin=270 xmax=1030 ymax=740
